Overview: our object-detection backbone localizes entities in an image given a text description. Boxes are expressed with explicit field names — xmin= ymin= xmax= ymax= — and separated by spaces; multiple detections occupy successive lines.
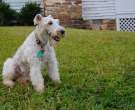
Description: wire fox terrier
xmin=2 ymin=14 xmax=65 ymax=92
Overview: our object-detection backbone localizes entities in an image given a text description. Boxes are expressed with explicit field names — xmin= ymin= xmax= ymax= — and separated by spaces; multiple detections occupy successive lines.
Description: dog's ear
xmin=33 ymin=14 xmax=43 ymax=25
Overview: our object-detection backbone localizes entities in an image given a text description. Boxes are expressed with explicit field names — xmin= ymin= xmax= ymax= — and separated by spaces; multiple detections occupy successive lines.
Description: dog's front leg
xmin=30 ymin=63 xmax=44 ymax=92
xmin=48 ymin=48 xmax=61 ymax=85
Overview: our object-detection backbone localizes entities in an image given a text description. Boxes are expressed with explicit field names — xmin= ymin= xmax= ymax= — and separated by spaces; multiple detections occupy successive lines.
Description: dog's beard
xmin=49 ymin=35 xmax=62 ymax=46
xmin=49 ymin=33 xmax=64 ymax=46
xmin=50 ymin=39 xmax=57 ymax=46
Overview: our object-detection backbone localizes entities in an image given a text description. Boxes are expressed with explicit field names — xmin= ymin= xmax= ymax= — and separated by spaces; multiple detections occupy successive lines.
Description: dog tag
xmin=36 ymin=50 xmax=44 ymax=58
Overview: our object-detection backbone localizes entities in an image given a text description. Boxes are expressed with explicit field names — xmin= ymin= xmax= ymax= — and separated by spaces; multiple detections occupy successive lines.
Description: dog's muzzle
xmin=51 ymin=29 xmax=65 ymax=42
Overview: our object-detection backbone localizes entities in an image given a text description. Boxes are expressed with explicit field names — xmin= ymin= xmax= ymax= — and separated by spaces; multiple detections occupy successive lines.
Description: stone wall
xmin=90 ymin=19 xmax=116 ymax=30
xmin=44 ymin=0 xmax=82 ymax=25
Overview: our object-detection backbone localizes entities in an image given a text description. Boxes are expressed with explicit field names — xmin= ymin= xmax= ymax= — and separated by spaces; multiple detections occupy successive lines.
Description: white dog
xmin=2 ymin=14 xmax=65 ymax=92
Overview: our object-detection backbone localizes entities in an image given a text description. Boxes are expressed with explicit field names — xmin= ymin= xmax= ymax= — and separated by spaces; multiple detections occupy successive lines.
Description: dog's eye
xmin=48 ymin=21 xmax=53 ymax=25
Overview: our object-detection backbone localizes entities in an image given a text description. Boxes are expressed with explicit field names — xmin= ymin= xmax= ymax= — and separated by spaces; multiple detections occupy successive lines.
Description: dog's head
xmin=34 ymin=14 xmax=65 ymax=43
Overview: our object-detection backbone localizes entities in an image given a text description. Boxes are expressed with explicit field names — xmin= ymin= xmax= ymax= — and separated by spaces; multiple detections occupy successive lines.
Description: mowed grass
xmin=0 ymin=27 xmax=135 ymax=110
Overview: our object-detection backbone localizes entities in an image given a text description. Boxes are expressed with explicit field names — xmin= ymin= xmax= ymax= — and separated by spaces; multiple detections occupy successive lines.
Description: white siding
xmin=116 ymin=0 xmax=135 ymax=17
xmin=82 ymin=0 xmax=116 ymax=20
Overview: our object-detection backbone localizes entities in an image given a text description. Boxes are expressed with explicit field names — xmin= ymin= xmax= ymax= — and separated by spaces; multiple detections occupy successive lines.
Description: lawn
xmin=0 ymin=27 xmax=135 ymax=110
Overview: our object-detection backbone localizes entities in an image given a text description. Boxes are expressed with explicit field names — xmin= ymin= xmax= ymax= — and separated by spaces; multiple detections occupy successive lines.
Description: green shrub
xmin=19 ymin=2 xmax=41 ymax=25
xmin=0 ymin=2 xmax=18 ymax=25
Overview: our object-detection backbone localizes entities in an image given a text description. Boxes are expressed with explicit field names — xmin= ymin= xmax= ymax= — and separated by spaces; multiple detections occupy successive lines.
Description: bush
xmin=0 ymin=2 xmax=18 ymax=25
xmin=19 ymin=2 xmax=41 ymax=25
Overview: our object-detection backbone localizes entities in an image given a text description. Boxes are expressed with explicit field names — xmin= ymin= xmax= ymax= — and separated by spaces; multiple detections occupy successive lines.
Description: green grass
xmin=0 ymin=27 xmax=135 ymax=110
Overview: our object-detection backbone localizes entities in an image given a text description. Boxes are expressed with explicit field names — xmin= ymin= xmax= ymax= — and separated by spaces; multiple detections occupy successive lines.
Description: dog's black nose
xmin=60 ymin=30 xmax=65 ymax=35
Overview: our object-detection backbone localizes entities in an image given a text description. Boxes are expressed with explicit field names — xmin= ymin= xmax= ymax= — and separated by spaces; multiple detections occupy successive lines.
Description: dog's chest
xmin=35 ymin=49 xmax=49 ymax=63
xmin=33 ymin=44 xmax=50 ymax=62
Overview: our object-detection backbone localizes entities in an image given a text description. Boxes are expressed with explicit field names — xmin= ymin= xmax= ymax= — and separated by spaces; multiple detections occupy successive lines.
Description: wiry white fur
xmin=2 ymin=14 xmax=64 ymax=92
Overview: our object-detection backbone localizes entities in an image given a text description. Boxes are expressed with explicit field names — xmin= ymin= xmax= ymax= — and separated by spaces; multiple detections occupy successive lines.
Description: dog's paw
xmin=34 ymin=85 xmax=45 ymax=93
xmin=3 ymin=80 xmax=15 ymax=88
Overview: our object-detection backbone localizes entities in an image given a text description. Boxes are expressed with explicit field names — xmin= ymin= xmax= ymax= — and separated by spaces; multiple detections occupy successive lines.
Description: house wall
xmin=44 ymin=0 xmax=116 ymax=30
xmin=82 ymin=0 xmax=116 ymax=30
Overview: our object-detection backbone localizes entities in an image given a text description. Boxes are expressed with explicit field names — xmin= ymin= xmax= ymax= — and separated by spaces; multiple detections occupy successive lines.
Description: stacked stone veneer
xmin=44 ymin=0 xmax=82 ymax=25
xmin=43 ymin=0 xmax=116 ymax=30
